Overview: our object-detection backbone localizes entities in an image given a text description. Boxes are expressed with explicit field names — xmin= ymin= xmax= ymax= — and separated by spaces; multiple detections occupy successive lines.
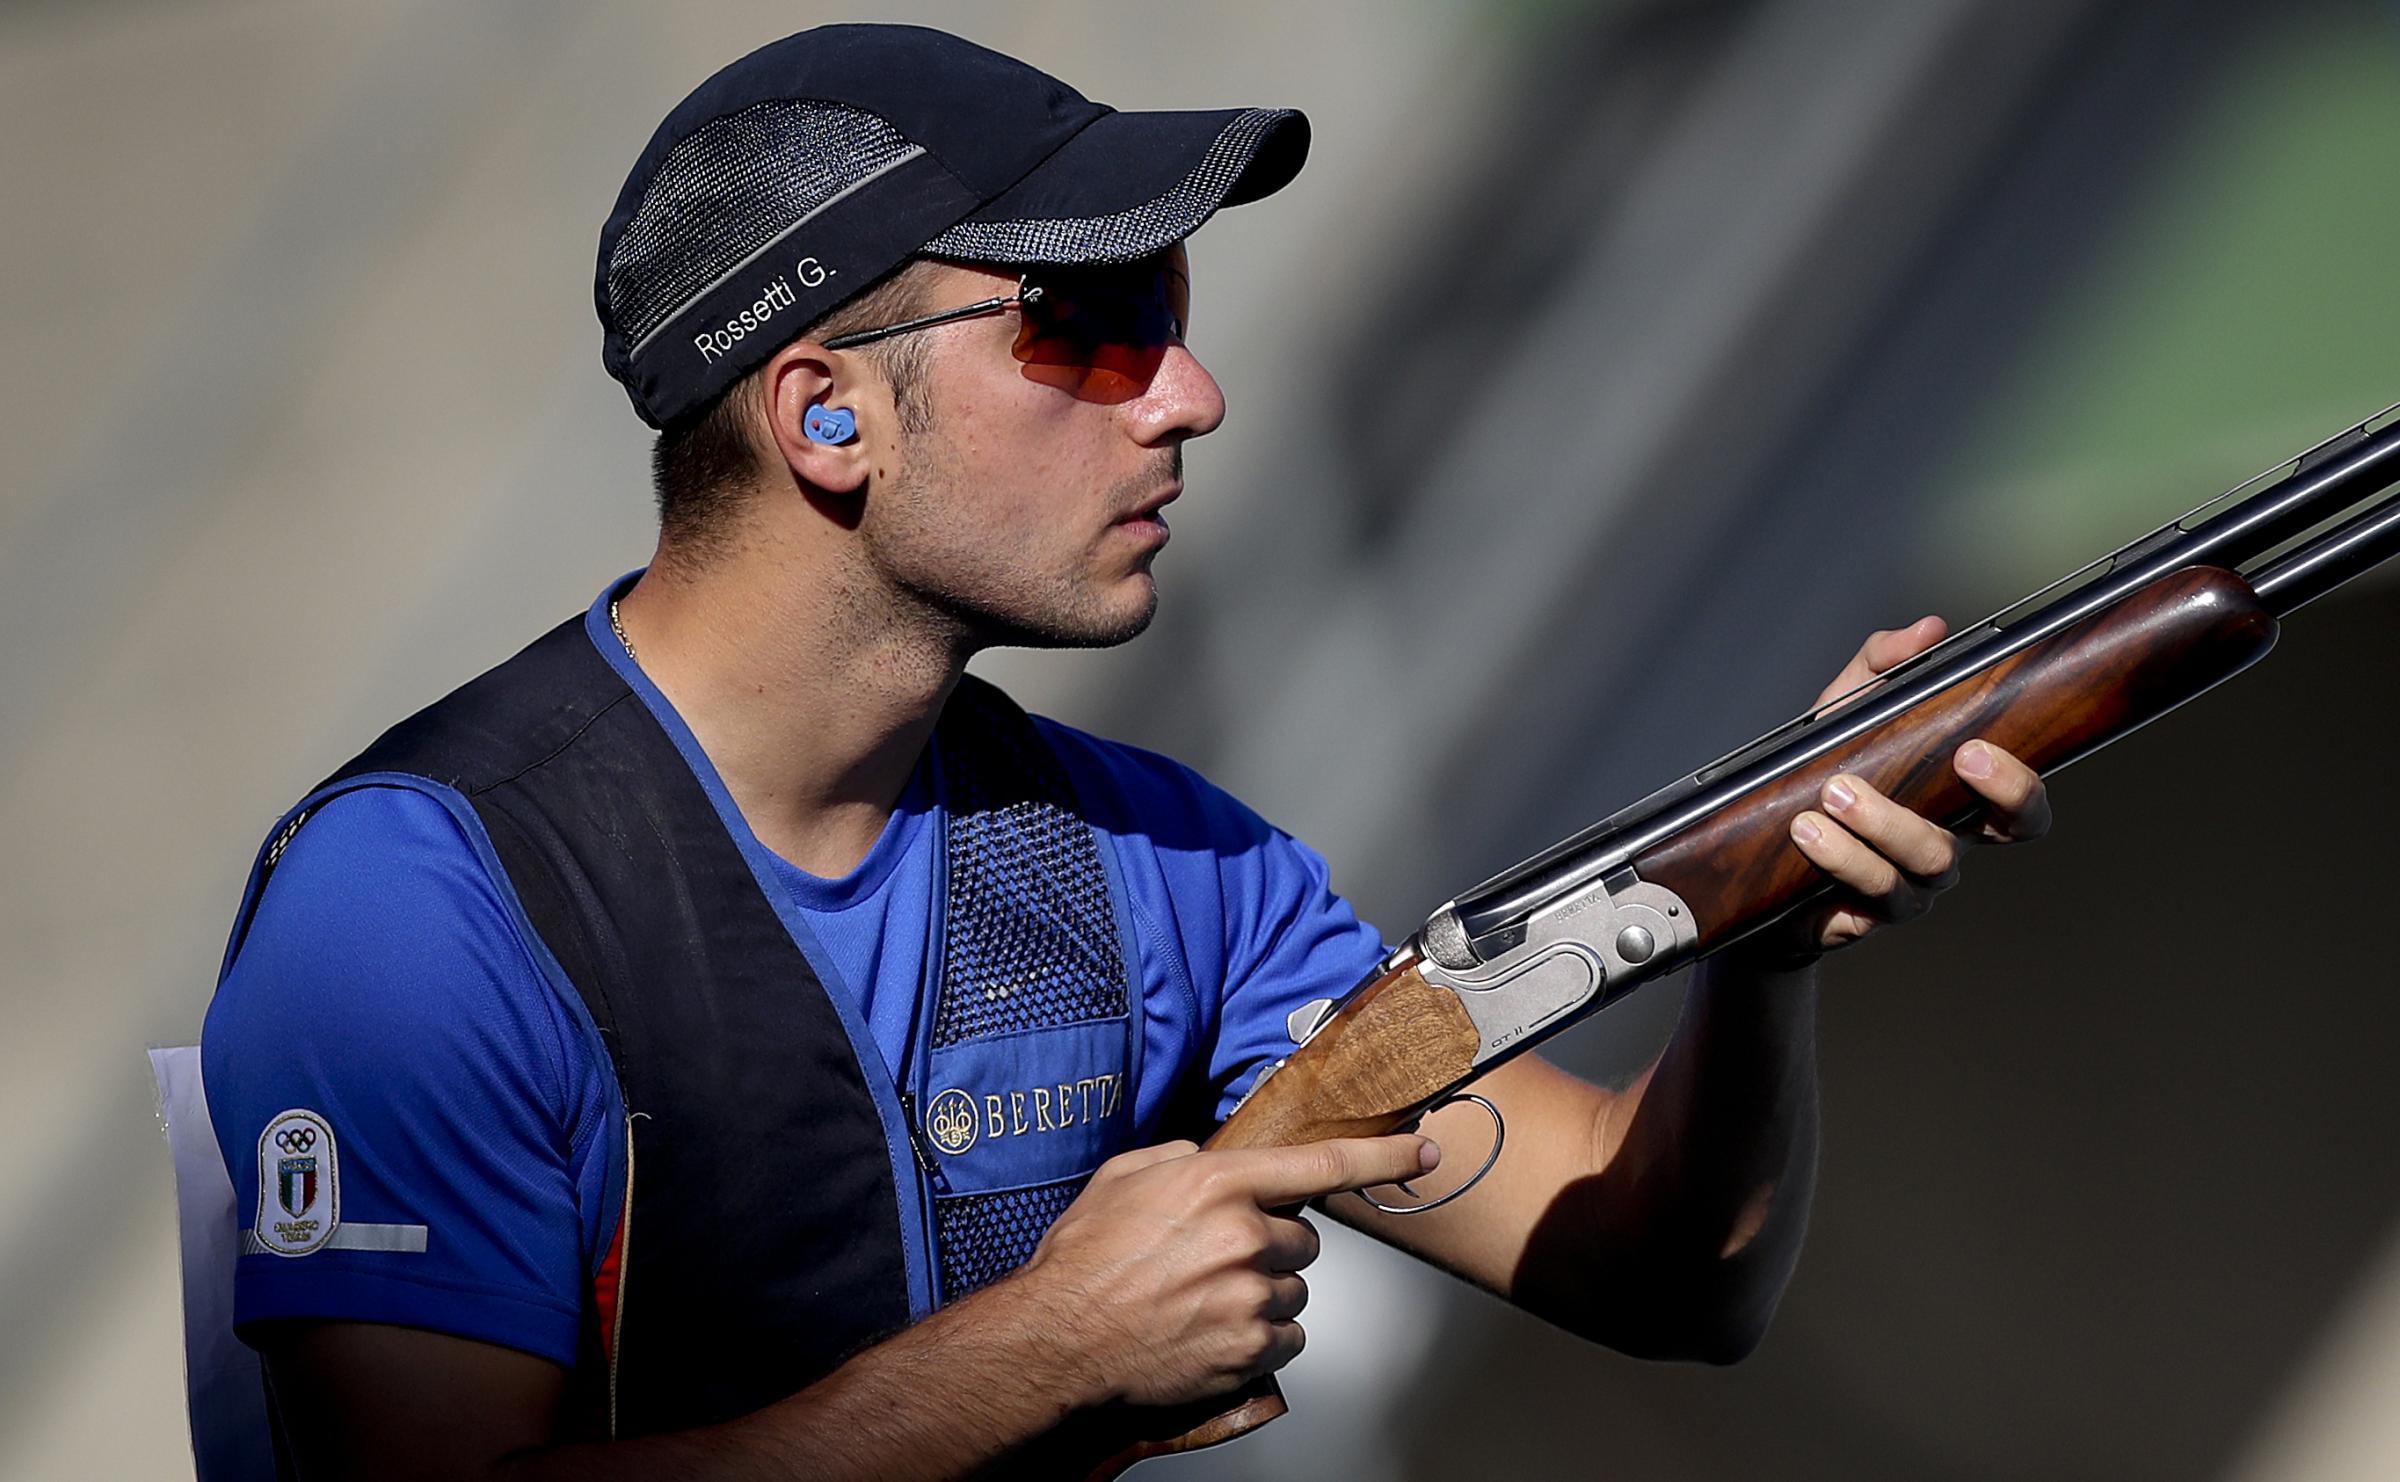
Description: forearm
xmin=506 ymin=1279 xmax=1095 ymax=1482
xmin=1352 ymin=952 xmax=1820 ymax=1361
xmin=281 ymin=1137 xmax=1421 ymax=1482
xmin=1599 ymin=947 xmax=1822 ymax=1351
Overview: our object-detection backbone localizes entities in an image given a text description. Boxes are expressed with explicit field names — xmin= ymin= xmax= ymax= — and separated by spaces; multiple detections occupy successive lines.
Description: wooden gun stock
xmin=1093 ymin=565 xmax=2280 ymax=1476
xmin=1082 ymin=953 xmax=1475 ymax=1476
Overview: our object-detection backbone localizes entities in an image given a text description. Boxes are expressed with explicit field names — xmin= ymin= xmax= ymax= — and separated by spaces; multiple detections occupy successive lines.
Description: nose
xmin=1128 ymin=340 xmax=1226 ymax=446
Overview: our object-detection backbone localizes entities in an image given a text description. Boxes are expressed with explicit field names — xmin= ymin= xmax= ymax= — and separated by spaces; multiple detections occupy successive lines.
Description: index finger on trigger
xmin=1238 ymin=1135 xmax=1441 ymax=1208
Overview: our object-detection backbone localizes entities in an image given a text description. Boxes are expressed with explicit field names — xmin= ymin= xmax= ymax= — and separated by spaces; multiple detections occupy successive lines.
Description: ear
xmin=759 ymin=339 xmax=870 ymax=496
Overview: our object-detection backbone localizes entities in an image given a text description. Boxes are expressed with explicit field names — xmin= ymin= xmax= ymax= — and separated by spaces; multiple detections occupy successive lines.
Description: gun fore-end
xmin=1632 ymin=565 xmax=2279 ymax=951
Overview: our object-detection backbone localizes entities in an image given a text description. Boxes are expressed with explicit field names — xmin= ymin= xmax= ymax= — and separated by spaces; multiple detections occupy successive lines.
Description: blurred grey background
xmin=7 ymin=0 xmax=2400 ymax=1476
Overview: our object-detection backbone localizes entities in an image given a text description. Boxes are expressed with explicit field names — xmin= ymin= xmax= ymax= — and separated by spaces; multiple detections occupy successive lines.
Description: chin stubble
xmin=881 ymin=443 xmax=1183 ymax=653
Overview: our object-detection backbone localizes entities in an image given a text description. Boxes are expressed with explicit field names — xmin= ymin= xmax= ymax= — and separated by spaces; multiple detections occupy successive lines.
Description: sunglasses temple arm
xmin=822 ymin=291 xmax=1023 ymax=350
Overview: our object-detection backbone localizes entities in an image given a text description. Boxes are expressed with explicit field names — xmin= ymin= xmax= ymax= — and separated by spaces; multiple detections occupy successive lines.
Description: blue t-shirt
xmin=202 ymin=594 xmax=1384 ymax=1366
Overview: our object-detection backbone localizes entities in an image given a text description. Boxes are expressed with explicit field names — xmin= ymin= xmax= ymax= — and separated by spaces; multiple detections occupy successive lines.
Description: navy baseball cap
xmin=597 ymin=24 xmax=1311 ymax=428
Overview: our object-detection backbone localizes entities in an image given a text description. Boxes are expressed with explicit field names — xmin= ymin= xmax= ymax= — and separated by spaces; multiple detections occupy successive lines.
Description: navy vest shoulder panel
xmin=272 ymin=618 xmax=913 ymax=1434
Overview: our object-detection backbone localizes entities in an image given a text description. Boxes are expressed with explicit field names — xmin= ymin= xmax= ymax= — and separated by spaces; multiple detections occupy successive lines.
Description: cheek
xmin=941 ymin=385 xmax=1112 ymax=512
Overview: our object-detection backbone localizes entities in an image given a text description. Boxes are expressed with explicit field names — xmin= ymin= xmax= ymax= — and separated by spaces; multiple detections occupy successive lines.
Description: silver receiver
xmin=1414 ymin=872 xmax=1697 ymax=1069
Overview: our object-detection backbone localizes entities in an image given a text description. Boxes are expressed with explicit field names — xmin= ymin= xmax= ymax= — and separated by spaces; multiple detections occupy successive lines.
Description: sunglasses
xmin=822 ymin=254 xmax=1191 ymax=401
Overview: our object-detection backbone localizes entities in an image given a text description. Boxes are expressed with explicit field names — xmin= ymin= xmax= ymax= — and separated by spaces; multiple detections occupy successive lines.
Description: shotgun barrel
xmin=2248 ymin=483 xmax=2400 ymax=615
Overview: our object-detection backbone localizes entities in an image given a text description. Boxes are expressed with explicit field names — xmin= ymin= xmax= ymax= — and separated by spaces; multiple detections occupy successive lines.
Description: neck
xmin=613 ymin=537 xmax=967 ymax=878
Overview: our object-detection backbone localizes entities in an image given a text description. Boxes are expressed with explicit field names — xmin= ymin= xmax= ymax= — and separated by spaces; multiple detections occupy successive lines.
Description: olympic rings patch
xmin=254 ymin=1109 xmax=340 ymax=1257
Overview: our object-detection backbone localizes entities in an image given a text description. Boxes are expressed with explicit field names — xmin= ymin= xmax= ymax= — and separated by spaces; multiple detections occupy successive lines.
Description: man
xmin=202 ymin=23 xmax=2049 ymax=1480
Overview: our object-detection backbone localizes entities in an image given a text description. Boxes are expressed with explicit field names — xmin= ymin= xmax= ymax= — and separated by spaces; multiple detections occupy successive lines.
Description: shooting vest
xmin=218 ymin=611 xmax=1142 ymax=1439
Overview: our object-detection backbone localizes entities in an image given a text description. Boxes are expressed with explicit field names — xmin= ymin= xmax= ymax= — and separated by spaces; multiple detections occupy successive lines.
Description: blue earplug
xmin=803 ymin=405 xmax=858 ymax=445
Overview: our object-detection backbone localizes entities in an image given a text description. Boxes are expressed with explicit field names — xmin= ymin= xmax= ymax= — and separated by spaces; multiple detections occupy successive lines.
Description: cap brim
xmin=922 ymin=106 xmax=1309 ymax=266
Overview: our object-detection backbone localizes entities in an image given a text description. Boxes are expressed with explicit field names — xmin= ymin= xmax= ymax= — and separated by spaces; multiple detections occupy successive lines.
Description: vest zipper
xmin=897 ymin=1092 xmax=953 ymax=1196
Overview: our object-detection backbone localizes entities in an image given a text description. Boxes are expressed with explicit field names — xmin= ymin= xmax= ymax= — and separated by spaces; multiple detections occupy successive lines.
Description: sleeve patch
xmin=252 ymin=1109 xmax=341 ymax=1257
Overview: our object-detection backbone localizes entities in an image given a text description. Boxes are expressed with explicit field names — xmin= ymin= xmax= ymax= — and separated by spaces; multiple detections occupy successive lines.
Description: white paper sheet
xmin=149 ymin=1045 xmax=275 ymax=1482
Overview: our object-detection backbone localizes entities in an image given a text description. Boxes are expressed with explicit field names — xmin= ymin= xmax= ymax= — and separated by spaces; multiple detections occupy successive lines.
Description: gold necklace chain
xmin=608 ymin=598 xmax=638 ymax=662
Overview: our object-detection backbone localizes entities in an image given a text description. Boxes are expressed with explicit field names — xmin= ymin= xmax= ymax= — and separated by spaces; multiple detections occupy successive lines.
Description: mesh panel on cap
xmin=607 ymin=99 xmax=919 ymax=353
xmin=924 ymin=107 xmax=1285 ymax=265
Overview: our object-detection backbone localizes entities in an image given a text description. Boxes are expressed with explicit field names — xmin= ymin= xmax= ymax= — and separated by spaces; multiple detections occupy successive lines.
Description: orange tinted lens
xmin=1011 ymin=346 xmax=1167 ymax=403
xmin=1009 ymin=261 xmax=1185 ymax=376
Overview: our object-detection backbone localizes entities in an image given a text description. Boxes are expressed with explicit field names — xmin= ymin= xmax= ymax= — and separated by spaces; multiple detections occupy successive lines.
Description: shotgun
xmin=1094 ymin=401 xmax=2400 ymax=1474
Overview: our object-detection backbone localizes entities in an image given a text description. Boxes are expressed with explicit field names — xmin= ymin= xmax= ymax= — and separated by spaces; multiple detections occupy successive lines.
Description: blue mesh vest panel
xmin=926 ymin=681 xmax=1134 ymax=1300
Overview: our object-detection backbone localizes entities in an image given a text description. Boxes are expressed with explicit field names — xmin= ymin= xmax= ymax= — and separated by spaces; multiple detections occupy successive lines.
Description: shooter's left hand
xmin=1768 ymin=616 xmax=2054 ymax=958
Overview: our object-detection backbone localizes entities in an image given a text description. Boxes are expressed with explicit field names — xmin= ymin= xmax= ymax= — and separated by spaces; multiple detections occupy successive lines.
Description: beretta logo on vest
xmin=926 ymin=1073 xmax=1127 ymax=1158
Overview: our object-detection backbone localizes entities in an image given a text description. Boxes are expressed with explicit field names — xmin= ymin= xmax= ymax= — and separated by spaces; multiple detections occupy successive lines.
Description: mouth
xmin=1114 ymin=482 xmax=1181 ymax=541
